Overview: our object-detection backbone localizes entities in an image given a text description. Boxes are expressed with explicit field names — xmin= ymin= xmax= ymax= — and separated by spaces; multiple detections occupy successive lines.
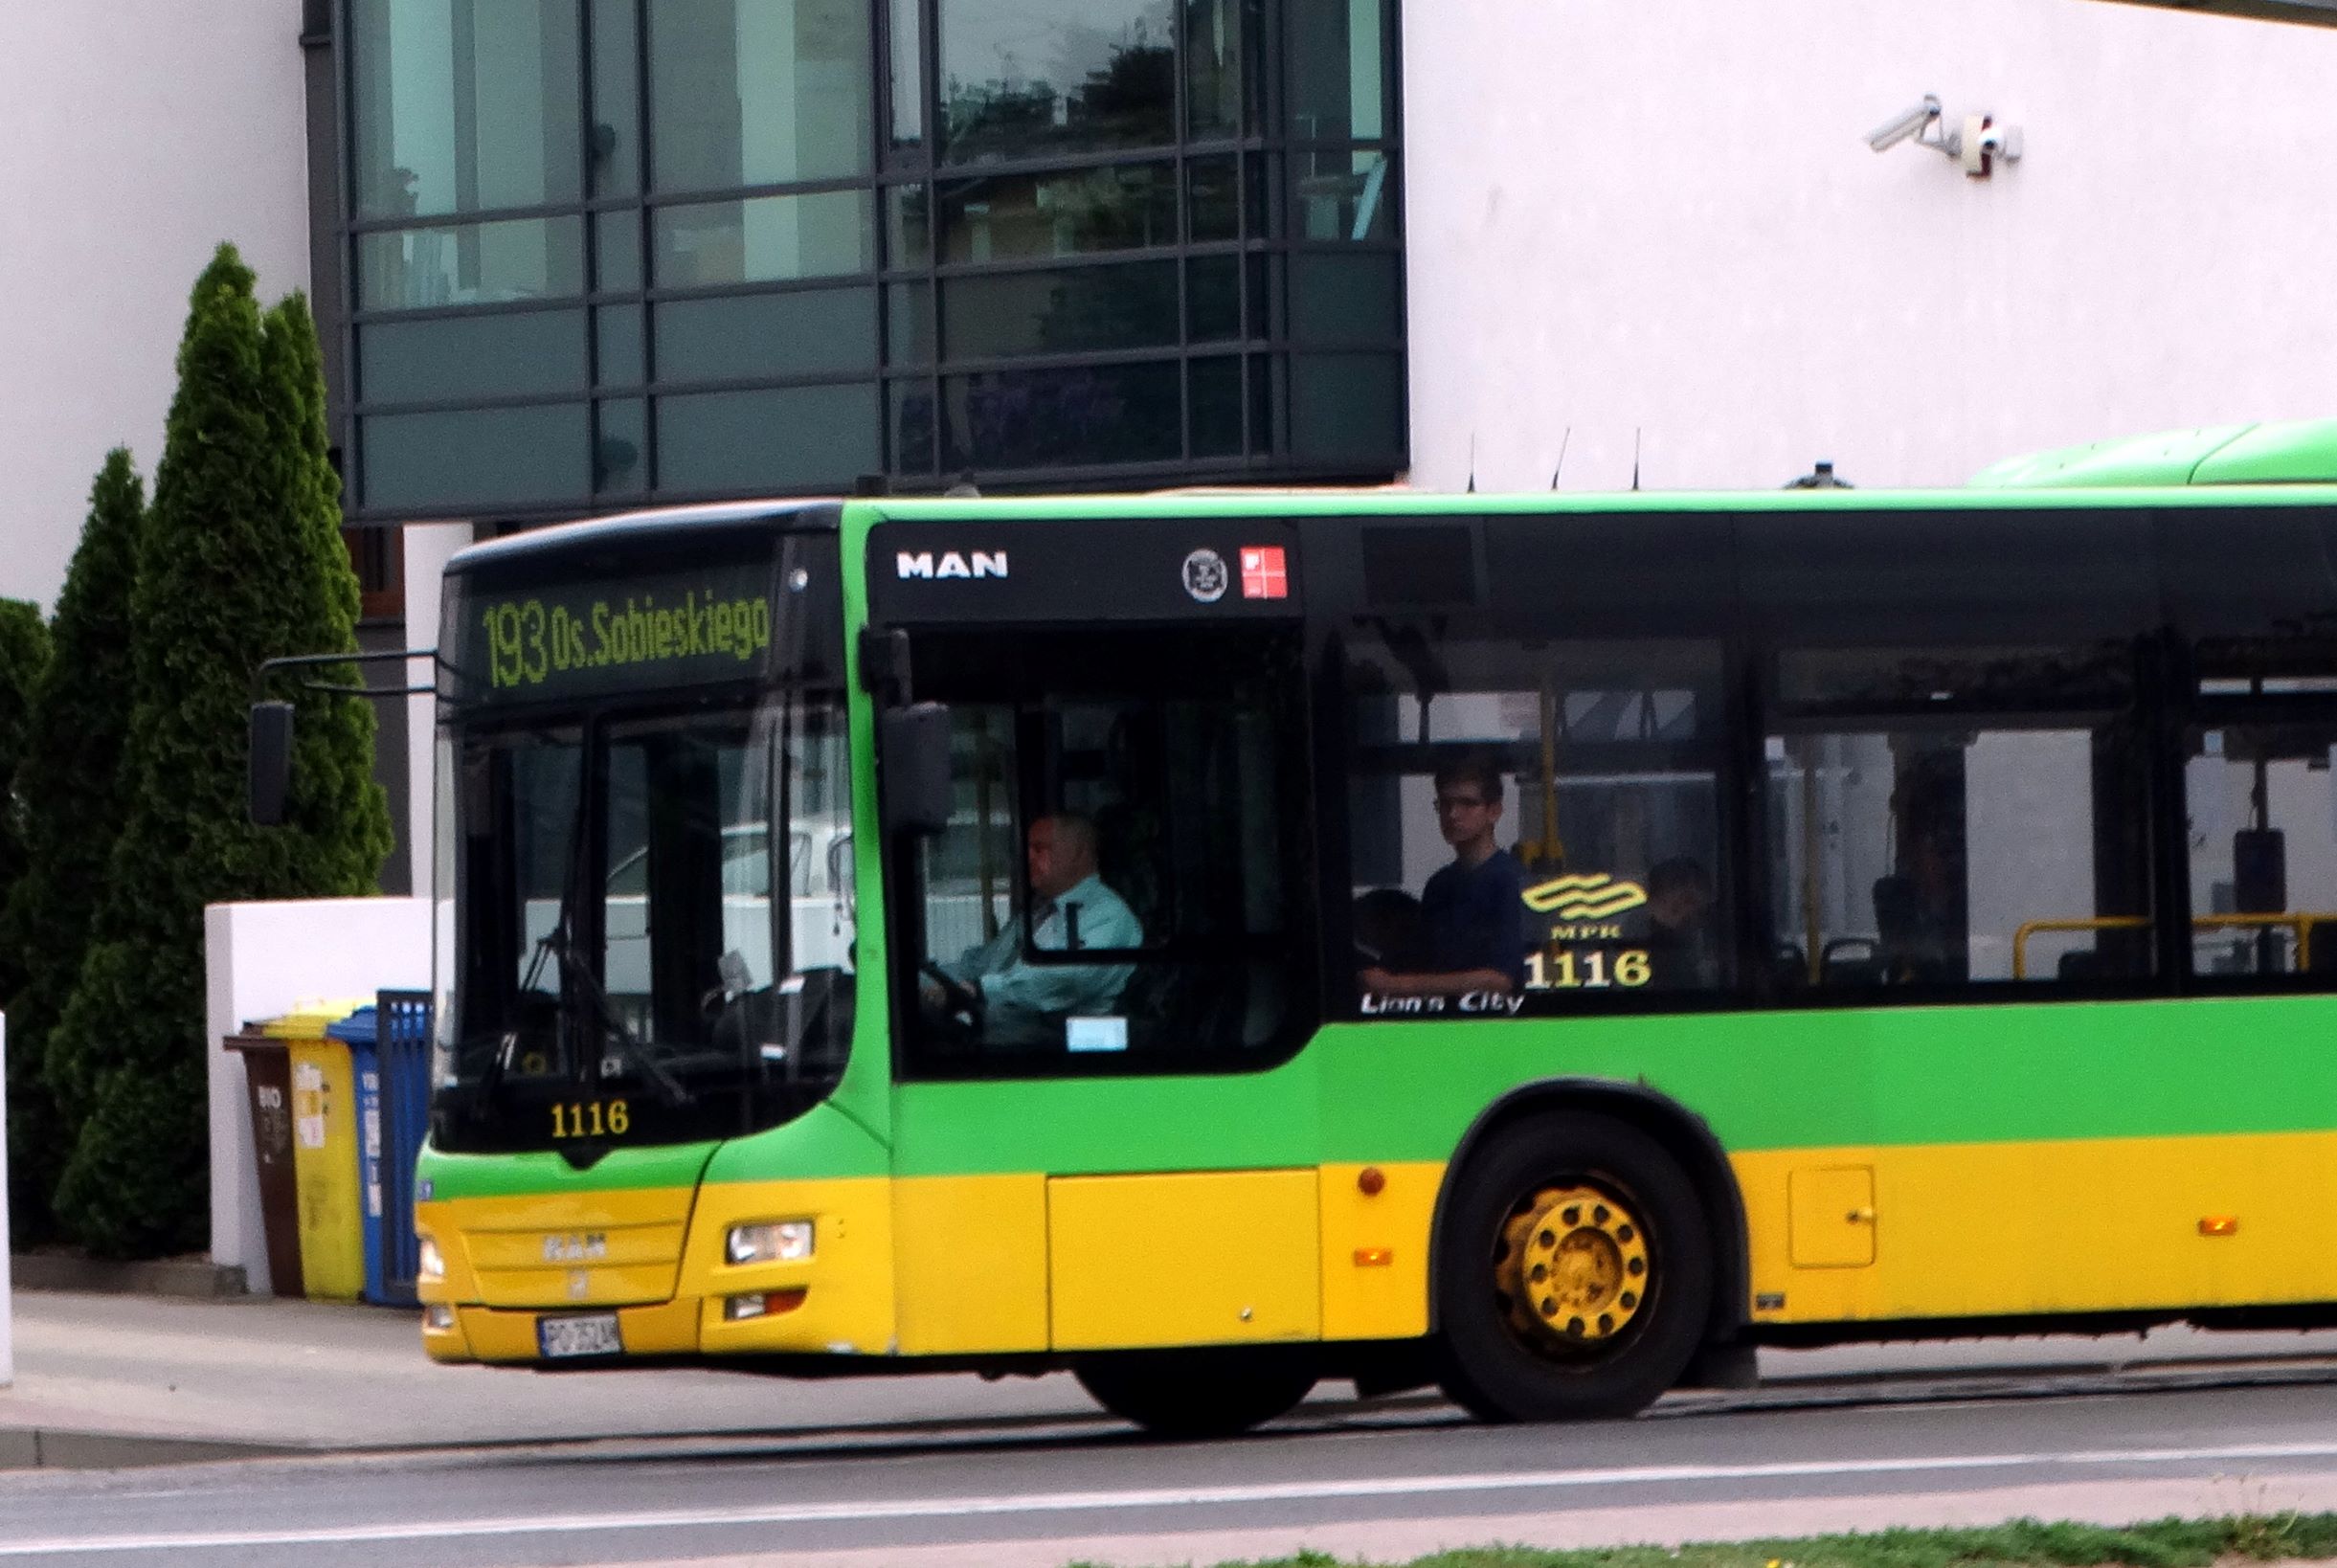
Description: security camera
xmin=1866 ymin=95 xmax=1943 ymax=152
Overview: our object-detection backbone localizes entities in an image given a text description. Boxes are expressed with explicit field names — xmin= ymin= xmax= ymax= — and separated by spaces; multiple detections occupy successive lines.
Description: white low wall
xmin=205 ymin=898 xmax=430 ymax=1295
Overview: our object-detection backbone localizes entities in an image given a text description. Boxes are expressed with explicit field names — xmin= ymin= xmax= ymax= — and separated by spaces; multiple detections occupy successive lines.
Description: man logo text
xmin=896 ymin=550 xmax=1008 ymax=580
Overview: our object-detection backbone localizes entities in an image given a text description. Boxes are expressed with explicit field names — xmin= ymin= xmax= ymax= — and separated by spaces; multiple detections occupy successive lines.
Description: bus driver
xmin=924 ymin=813 xmax=1142 ymax=1043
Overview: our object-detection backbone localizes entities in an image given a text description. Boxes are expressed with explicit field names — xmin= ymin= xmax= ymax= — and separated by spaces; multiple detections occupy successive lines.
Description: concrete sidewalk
xmin=8 ymin=1286 xmax=2337 ymax=1467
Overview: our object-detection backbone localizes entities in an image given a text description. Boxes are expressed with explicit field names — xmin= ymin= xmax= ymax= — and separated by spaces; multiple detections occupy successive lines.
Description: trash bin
xmin=223 ymin=1028 xmax=303 ymax=1299
xmin=327 ymin=992 xmax=433 ymax=1307
xmin=261 ymin=1002 xmax=368 ymax=1302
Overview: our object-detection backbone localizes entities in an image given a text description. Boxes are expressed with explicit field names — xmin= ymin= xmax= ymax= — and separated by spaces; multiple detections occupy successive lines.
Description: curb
xmin=8 ymin=1254 xmax=248 ymax=1298
xmin=0 ymin=1428 xmax=303 ymax=1471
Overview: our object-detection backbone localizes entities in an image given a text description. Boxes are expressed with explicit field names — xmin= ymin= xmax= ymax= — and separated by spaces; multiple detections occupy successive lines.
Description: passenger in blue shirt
xmin=927 ymin=814 xmax=1142 ymax=1044
xmin=1359 ymin=755 xmax=1528 ymax=998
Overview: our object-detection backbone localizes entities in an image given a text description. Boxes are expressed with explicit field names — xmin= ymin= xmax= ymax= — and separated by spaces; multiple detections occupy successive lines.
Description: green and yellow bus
xmin=390 ymin=419 xmax=2337 ymax=1435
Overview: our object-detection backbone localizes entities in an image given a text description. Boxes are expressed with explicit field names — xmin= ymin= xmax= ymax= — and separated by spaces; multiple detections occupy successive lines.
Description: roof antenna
xmin=1630 ymin=429 xmax=1643 ymax=492
xmin=1549 ymin=428 xmax=1571 ymax=490
xmin=1466 ymin=434 xmax=1477 ymax=494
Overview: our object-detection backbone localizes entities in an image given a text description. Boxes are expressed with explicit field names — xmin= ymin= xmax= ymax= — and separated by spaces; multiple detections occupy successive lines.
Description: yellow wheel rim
xmin=1494 ymin=1184 xmax=1652 ymax=1350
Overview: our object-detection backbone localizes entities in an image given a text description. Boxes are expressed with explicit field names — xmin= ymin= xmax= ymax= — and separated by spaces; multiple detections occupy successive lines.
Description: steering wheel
xmin=919 ymin=960 xmax=985 ymax=1035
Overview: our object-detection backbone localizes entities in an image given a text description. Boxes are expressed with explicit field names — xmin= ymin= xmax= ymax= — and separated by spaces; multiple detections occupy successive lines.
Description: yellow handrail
xmin=2010 ymin=917 xmax=2148 ymax=980
xmin=2010 ymin=912 xmax=2337 ymax=978
xmin=2193 ymin=912 xmax=2332 ymax=974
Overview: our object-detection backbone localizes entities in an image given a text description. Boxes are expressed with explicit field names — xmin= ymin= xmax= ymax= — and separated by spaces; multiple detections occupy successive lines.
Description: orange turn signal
xmin=1353 ymin=1247 xmax=1393 ymax=1267
xmin=2198 ymin=1217 xmax=2238 ymax=1238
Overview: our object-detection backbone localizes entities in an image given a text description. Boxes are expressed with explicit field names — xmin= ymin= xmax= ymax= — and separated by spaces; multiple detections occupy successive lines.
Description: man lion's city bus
xmin=360 ymin=419 xmax=2337 ymax=1435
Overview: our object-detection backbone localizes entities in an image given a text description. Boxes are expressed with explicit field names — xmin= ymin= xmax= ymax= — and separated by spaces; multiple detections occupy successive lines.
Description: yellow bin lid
xmin=258 ymin=997 xmax=372 ymax=1039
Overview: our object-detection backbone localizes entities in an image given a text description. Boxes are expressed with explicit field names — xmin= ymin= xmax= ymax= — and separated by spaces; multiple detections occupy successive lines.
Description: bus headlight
xmin=418 ymin=1234 xmax=444 ymax=1281
xmin=727 ymin=1221 xmax=814 ymax=1265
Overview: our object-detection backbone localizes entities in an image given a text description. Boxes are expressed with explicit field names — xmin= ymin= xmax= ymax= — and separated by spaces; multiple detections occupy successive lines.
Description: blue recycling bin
xmin=327 ymin=992 xmax=433 ymax=1307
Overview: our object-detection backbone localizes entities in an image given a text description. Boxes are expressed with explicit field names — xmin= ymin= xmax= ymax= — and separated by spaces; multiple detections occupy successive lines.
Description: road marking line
xmin=11 ymin=1440 xmax=2337 ymax=1557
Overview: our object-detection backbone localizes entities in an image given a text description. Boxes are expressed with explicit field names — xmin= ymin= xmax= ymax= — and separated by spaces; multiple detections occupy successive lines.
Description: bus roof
xmin=1969 ymin=418 xmax=2337 ymax=488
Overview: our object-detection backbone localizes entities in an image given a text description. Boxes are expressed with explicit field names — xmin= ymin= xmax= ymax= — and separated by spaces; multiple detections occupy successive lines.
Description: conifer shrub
xmin=2 ymin=453 xmax=146 ymax=1245
xmin=0 ymin=594 xmax=55 ymax=1237
xmin=48 ymin=246 xmax=390 ymax=1257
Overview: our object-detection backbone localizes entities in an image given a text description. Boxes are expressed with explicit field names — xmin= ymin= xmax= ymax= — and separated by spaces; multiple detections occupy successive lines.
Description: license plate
xmin=537 ymin=1312 xmax=622 ymax=1359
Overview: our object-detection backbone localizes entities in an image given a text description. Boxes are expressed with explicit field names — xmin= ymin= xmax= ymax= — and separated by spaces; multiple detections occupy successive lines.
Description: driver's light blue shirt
xmin=944 ymin=874 xmax=1143 ymax=1033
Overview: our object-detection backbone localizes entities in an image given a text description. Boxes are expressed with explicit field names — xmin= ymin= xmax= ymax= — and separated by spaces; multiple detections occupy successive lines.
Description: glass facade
xmin=337 ymin=0 xmax=1404 ymax=518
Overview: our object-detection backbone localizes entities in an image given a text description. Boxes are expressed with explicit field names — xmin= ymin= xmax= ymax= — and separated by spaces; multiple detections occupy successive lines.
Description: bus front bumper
xmin=416 ymin=1176 xmax=894 ymax=1366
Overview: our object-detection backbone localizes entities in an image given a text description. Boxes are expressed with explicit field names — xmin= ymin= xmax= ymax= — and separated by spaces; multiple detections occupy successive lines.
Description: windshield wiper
xmin=539 ymin=927 xmax=691 ymax=1108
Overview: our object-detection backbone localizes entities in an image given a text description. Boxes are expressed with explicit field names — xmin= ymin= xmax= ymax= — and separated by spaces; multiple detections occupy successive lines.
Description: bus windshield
xmin=428 ymin=529 xmax=854 ymax=1156
xmin=432 ymin=693 xmax=855 ymax=1154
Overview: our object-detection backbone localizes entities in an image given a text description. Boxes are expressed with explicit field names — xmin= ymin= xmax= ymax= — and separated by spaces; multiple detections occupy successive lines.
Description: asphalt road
xmin=10 ymin=1368 xmax=2337 ymax=1568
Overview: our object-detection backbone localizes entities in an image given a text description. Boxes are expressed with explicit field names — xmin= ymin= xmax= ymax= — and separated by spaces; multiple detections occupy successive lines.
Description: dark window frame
xmin=330 ymin=0 xmax=1407 ymax=520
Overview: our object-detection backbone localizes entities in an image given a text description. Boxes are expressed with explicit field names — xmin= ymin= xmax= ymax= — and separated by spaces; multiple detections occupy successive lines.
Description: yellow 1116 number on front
xmin=1526 ymin=949 xmax=1652 ymax=990
xmin=551 ymin=1099 xmax=631 ymax=1139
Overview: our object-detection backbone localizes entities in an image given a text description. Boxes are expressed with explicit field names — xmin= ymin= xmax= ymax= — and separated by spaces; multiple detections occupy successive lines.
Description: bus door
xmin=868 ymin=523 xmax=1321 ymax=1355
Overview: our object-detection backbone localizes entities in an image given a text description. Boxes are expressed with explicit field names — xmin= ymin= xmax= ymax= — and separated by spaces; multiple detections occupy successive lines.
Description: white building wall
xmin=0 ymin=1 xmax=311 ymax=611
xmin=1404 ymin=0 xmax=2337 ymax=493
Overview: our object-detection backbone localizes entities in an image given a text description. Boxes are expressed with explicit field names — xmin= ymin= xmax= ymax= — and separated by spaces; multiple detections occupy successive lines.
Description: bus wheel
xmin=1075 ymin=1349 xmax=1316 ymax=1439
xmin=1434 ymin=1110 xmax=1712 ymax=1422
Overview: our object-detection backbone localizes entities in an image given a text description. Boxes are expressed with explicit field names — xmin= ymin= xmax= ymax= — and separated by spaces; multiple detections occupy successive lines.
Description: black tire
xmin=1075 ymin=1348 xmax=1317 ymax=1439
xmin=1434 ymin=1110 xmax=1713 ymax=1422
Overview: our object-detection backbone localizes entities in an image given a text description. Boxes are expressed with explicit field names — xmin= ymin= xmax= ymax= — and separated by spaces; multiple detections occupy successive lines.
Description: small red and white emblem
xmin=1239 ymin=546 xmax=1289 ymax=599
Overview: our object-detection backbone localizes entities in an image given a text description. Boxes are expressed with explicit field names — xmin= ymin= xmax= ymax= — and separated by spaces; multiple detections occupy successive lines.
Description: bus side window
xmin=1342 ymin=632 xmax=1733 ymax=1015
xmin=1764 ymin=644 xmax=2152 ymax=989
xmin=2184 ymin=650 xmax=2337 ymax=981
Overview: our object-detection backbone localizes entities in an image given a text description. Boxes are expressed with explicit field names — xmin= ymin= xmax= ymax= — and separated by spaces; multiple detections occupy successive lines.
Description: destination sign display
xmin=447 ymin=556 xmax=777 ymax=705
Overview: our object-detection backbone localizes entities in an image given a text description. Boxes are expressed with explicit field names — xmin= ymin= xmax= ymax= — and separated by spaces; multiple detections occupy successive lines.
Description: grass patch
xmin=1069 ymin=1512 xmax=2337 ymax=1568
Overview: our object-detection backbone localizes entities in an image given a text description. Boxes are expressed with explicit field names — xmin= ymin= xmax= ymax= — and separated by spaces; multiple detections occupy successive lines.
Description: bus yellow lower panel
xmin=1318 ymin=1161 xmax=1441 ymax=1340
xmin=1048 ymin=1170 xmax=1320 ymax=1350
xmin=1738 ymin=1129 xmax=2337 ymax=1323
xmin=893 ymin=1174 xmax=1049 ymax=1355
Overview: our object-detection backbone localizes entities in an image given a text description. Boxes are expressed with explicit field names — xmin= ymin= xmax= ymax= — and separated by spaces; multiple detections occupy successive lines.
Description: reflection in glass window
xmin=589 ymin=0 xmax=640 ymax=194
xmin=939 ymin=165 xmax=1178 ymax=262
xmin=943 ymin=363 xmax=1181 ymax=470
xmin=1292 ymin=149 xmax=1394 ymax=242
xmin=942 ymin=263 xmax=1180 ymax=359
xmin=1187 ymin=155 xmax=1241 ymax=241
xmin=1288 ymin=0 xmax=1385 ymax=139
xmin=358 ymin=216 xmax=585 ymax=312
xmin=888 ymin=0 xmax=925 ymax=156
xmin=941 ymin=0 xmax=1176 ymax=161
xmin=595 ymin=399 xmax=647 ymax=494
xmin=650 ymin=0 xmax=873 ymax=192
xmin=351 ymin=0 xmax=583 ymax=219
xmin=2186 ymin=721 xmax=2337 ymax=976
xmin=653 ymin=191 xmax=875 ymax=288
xmin=600 ymin=708 xmax=854 ymax=1035
xmin=1345 ymin=637 xmax=1731 ymax=1013
xmin=1184 ymin=0 xmax=1249 ymax=139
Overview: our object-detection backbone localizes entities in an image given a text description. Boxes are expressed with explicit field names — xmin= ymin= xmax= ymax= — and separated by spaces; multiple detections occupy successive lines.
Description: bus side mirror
xmin=880 ymin=703 xmax=953 ymax=836
xmin=250 ymin=701 xmax=295 ymax=827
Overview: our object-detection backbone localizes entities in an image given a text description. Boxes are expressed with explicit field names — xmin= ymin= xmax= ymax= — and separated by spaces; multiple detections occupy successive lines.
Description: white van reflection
xmin=525 ymin=825 xmax=855 ymax=1009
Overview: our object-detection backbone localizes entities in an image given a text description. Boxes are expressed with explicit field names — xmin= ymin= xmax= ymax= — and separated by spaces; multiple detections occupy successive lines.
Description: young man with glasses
xmin=1358 ymin=754 xmax=1528 ymax=1000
